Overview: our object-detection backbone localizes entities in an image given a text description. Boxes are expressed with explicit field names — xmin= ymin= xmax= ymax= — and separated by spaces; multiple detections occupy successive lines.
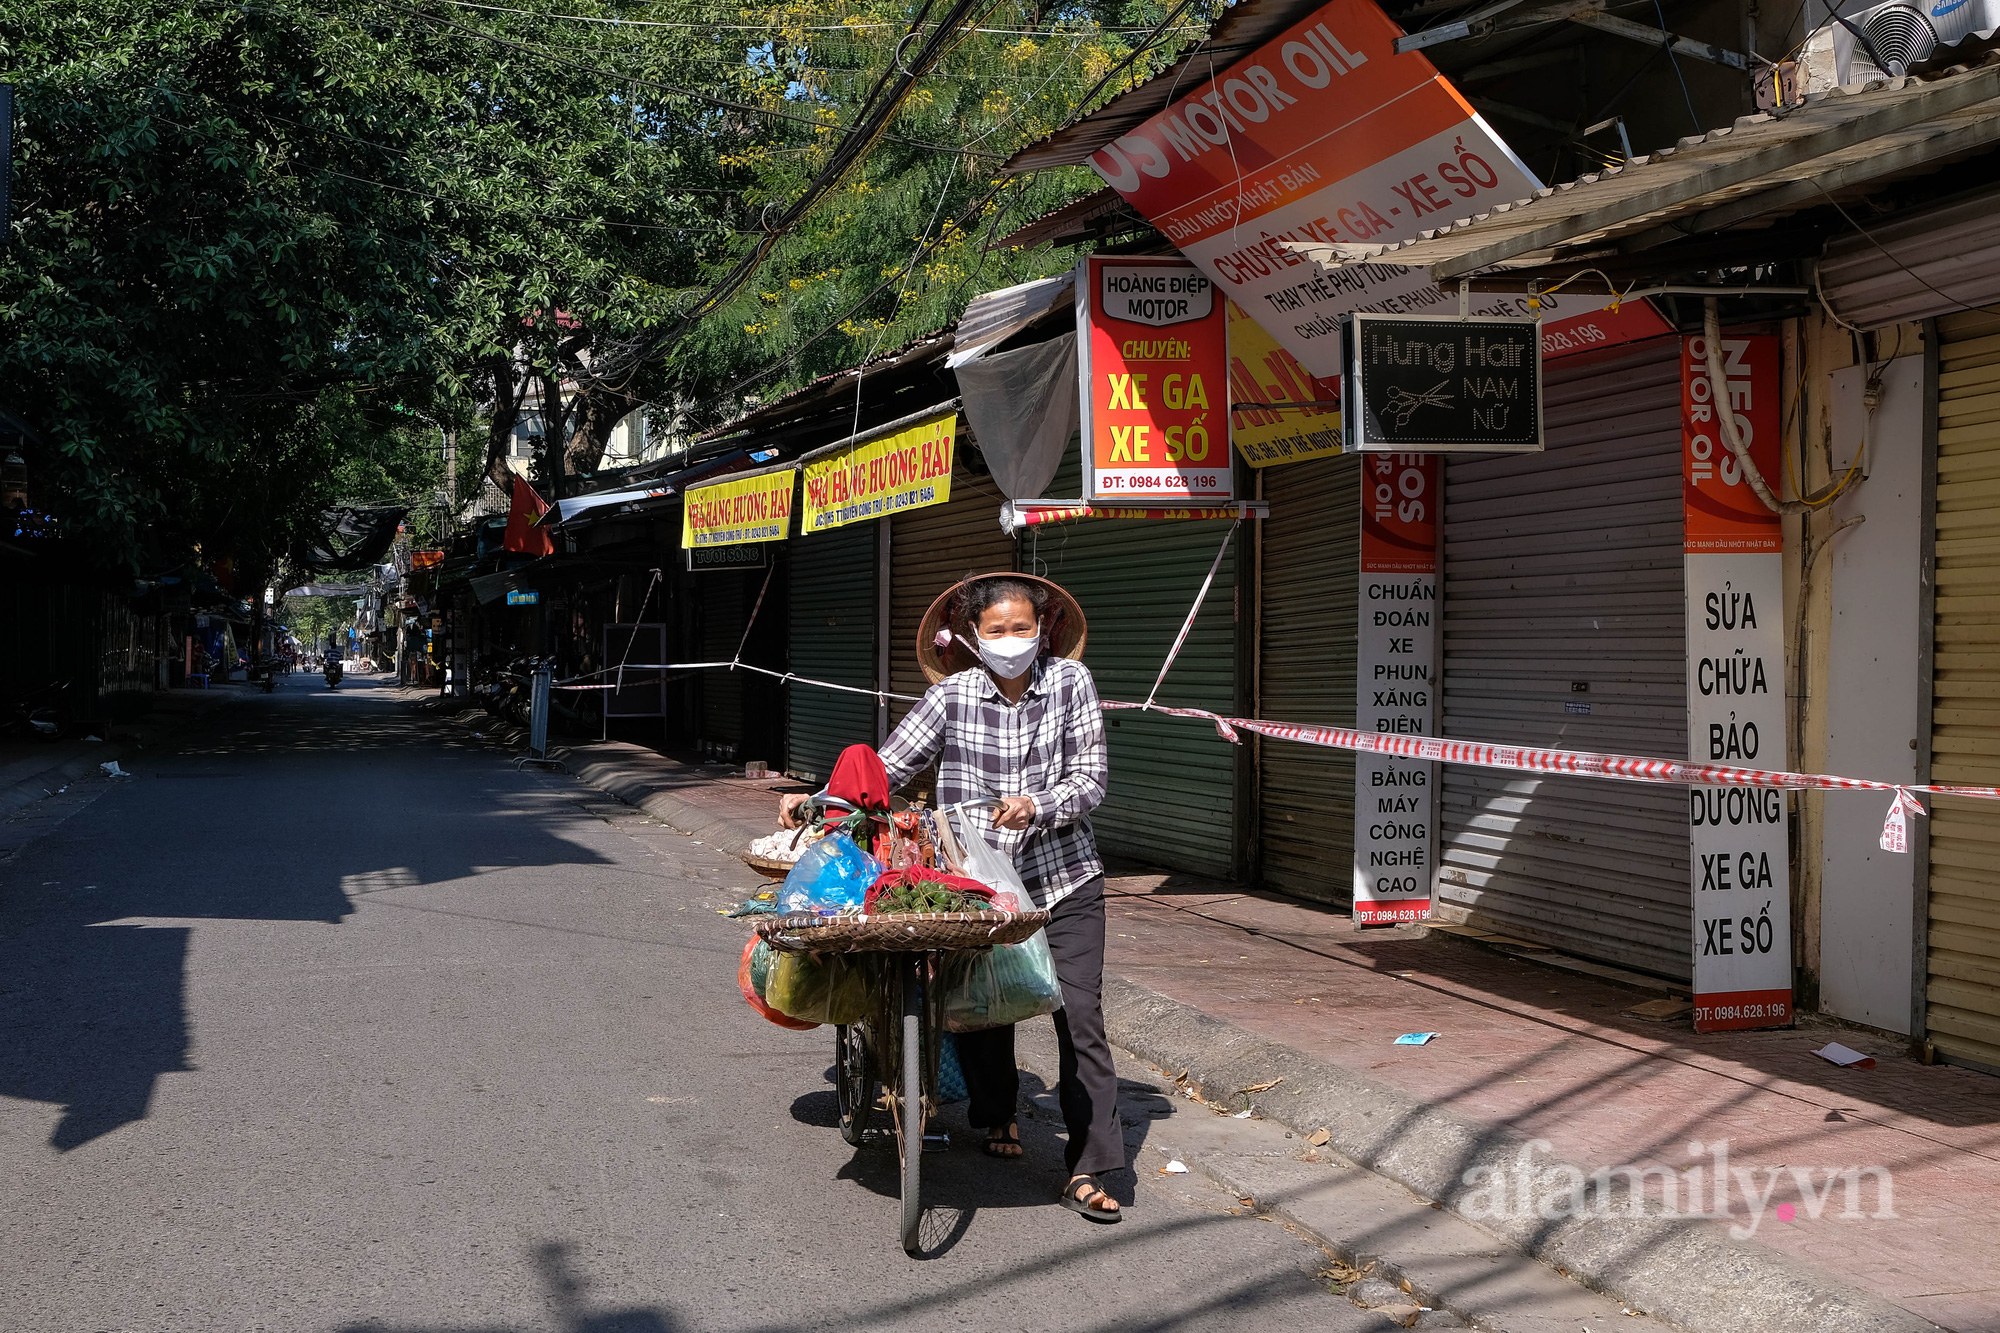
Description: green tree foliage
xmin=0 ymin=0 xmax=1213 ymax=571
xmin=0 ymin=0 xmax=749 ymax=570
xmin=667 ymin=0 xmax=1218 ymax=417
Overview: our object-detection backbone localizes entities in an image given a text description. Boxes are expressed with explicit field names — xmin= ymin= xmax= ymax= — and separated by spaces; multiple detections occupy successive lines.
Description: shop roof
xmin=1000 ymin=0 xmax=1329 ymax=173
xmin=694 ymin=327 xmax=956 ymax=445
xmin=1281 ymin=55 xmax=2000 ymax=281
xmin=989 ymin=188 xmax=1147 ymax=252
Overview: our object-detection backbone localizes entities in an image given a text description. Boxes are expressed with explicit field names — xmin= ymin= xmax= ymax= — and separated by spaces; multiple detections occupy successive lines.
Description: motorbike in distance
xmin=324 ymin=658 xmax=343 ymax=689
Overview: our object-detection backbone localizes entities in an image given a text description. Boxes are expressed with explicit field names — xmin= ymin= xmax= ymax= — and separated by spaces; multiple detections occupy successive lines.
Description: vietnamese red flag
xmin=504 ymin=476 xmax=555 ymax=556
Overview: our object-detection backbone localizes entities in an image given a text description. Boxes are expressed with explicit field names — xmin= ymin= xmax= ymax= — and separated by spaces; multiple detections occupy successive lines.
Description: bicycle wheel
xmin=834 ymin=1023 xmax=874 ymax=1147
xmin=898 ymin=960 xmax=923 ymax=1252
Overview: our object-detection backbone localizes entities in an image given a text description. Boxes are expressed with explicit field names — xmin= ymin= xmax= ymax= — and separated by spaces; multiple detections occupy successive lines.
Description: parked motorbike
xmin=325 ymin=660 xmax=343 ymax=689
xmin=5 ymin=678 xmax=69 ymax=740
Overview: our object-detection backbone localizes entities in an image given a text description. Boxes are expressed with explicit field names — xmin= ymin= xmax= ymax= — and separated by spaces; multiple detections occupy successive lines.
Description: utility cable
xmin=587 ymin=0 xmax=1007 ymax=389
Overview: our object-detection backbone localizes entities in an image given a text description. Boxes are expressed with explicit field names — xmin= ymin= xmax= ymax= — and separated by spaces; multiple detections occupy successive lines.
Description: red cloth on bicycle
xmin=863 ymin=865 xmax=996 ymax=913
xmin=825 ymin=744 xmax=891 ymax=812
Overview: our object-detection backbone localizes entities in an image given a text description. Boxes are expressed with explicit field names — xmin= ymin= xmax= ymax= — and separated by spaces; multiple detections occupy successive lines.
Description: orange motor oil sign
xmin=1077 ymin=255 xmax=1235 ymax=504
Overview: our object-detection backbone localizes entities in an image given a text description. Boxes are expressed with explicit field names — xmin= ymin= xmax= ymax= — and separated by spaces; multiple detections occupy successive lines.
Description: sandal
xmin=1059 ymin=1174 xmax=1122 ymax=1223
xmin=983 ymin=1121 xmax=1023 ymax=1159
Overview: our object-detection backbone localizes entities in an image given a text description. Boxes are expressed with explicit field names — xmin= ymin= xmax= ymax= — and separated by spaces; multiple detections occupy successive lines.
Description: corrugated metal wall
xmin=1927 ymin=309 xmax=2000 ymax=1071
xmin=787 ymin=523 xmax=877 ymax=784
xmin=1436 ymin=337 xmax=1693 ymax=979
xmin=887 ymin=467 xmax=1015 ymax=728
xmin=1258 ymin=453 xmax=1361 ymax=903
xmin=1030 ymin=470 xmax=1241 ymax=878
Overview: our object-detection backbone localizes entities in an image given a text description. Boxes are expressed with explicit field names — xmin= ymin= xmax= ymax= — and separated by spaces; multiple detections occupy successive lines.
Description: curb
xmin=559 ymin=748 xmax=777 ymax=854
xmin=1098 ymin=976 xmax=1941 ymax=1333
xmin=398 ymin=714 xmax=1937 ymax=1332
xmin=409 ymin=696 xmax=780 ymax=854
xmin=0 ymin=745 xmax=127 ymax=820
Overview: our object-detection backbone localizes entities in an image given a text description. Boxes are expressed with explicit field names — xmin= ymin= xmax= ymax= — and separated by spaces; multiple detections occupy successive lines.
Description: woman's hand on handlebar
xmin=993 ymin=795 xmax=1036 ymax=831
xmin=778 ymin=793 xmax=809 ymax=829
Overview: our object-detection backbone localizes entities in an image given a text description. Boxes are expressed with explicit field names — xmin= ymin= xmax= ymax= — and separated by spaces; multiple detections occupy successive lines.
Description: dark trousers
xmin=954 ymin=874 xmax=1124 ymax=1179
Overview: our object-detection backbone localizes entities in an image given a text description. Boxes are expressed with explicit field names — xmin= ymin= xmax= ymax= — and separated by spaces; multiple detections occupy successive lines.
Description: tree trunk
xmin=563 ymin=386 xmax=640 ymax=479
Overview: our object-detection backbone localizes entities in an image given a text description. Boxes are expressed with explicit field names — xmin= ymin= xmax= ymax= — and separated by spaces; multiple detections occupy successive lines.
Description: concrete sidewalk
xmin=0 ymin=685 xmax=247 ymax=825
xmin=428 ymin=699 xmax=2000 ymax=1332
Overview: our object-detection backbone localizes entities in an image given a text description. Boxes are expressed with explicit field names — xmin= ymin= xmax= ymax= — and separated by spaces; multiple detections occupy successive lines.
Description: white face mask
xmin=975 ymin=632 xmax=1040 ymax=681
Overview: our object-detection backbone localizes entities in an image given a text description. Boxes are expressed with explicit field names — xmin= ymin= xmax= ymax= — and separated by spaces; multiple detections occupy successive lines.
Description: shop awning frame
xmin=1279 ymin=57 xmax=2000 ymax=281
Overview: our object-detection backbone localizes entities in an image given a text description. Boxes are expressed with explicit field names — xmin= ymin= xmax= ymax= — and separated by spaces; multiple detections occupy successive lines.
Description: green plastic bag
xmin=943 ymin=933 xmax=1063 ymax=1032
xmin=766 ymin=951 xmax=876 ymax=1026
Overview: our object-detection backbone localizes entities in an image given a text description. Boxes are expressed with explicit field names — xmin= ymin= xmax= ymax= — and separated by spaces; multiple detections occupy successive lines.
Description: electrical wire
xmin=1811 ymin=180 xmax=2000 ymax=320
xmin=375 ymin=0 xmax=993 ymax=156
xmin=434 ymin=0 xmax=1202 ymax=36
xmin=586 ymin=0 xmax=1008 ymax=388
xmin=1651 ymin=0 xmax=1702 ymax=134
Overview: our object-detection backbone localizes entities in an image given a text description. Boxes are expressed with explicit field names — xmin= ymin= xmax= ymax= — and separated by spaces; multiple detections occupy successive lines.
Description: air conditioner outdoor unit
xmin=1799 ymin=0 xmax=2000 ymax=88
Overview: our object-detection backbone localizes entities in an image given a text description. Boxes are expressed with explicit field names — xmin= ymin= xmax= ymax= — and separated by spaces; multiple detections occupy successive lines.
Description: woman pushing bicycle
xmin=780 ymin=572 xmax=1122 ymax=1223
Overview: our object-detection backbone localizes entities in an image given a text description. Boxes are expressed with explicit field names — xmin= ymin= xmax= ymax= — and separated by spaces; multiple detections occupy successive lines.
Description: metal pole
xmin=529 ymin=661 xmax=552 ymax=761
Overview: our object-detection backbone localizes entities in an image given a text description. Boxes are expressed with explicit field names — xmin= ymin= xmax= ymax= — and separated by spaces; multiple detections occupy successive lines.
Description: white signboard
xmin=1682 ymin=334 xmax=1793 ymax=1032
xmin=1354 ymin=453 xmax=1437 ymax=924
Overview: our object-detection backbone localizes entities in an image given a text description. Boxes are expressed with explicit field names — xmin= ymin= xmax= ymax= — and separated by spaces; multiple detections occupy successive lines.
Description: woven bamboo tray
xmin=741 ymin=852 xmax=799 ymax=880
xmin=756 ymin=909 xmax=1050 ymax=954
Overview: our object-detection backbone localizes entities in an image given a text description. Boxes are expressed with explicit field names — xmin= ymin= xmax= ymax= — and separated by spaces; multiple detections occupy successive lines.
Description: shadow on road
xmin=337 ymin=1242 xmax=681 ymax=1333
xmin=0 ymin=673 xmax=616 ymax=1151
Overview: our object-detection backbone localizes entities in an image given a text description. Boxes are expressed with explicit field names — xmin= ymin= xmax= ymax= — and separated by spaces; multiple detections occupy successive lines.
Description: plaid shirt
xmin=880 ymin=655 xmax=1108 ymax=908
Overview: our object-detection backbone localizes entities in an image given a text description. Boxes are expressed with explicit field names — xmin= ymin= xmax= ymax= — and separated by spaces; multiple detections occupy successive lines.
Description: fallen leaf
xmin=1237 ymin=1077 xmax=1284 ymax=1095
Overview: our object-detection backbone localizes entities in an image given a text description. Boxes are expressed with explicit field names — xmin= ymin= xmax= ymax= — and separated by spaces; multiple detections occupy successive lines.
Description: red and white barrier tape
xmin=553 ymin=663 xmax=1992 ymax=852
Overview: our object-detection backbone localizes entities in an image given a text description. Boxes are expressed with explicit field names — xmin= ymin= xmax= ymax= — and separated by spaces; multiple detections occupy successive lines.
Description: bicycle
xmin=755 ymin=799 xmax=1047 ymax=1253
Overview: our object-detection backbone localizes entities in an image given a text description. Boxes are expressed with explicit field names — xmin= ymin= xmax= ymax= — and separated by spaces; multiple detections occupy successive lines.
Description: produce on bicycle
xmin=780 ymin=573 xmax=1120 ymax=1223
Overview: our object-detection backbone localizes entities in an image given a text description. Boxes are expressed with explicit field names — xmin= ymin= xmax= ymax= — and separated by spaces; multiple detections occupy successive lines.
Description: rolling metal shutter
xmin=699 ymin=568 xmax=746 ymax=751
xmin=1927 ymin=310 xmax=2000 ymax=1071
xmin=1435 ymin=337 xmax=1692 ymax=979
xmin=787 ymin=523 xmax=877 ymax=784
xmin=887 ymin=468 xmax=1015 ymax=728
xmin=1033 ymin=502 xmax=1241 ymax=880
xmin=1258 ymin=453 xmax=1361 ymax=903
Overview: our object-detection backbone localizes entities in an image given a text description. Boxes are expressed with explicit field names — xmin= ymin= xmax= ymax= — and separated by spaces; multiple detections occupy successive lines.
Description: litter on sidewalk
xmin=1812 ymin=1041 xmax=1877 ymax=1069
xmin=99 ymin=761 xmax=130 ymax=778
xmin=1393 ymin=1032 xmax=1438 ymax=1046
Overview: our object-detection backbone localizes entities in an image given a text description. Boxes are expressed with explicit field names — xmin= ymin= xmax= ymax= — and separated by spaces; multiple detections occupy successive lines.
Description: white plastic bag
xmin=937 ymin=801 xmax=1062 ymax=1031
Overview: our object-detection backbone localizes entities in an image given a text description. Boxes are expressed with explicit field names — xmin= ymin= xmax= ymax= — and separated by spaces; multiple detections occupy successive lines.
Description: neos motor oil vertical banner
xmin=1683 ymin=333 xmax=1791 ymax=1032
xmin=1354 ymin=452 xmax=1437 ymax=924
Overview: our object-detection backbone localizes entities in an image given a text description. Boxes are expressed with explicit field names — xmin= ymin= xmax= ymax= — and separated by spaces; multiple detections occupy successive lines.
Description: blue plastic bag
xmin=777 ymin=831 xmax=881 ymax=914
xmin=937 ymin=1034 xmax=969 ymax=1104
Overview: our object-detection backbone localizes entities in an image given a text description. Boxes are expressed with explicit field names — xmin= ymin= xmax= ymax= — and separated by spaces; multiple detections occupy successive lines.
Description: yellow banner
xmin=800 ymin=411 xmax=956 ymax=533
xmin=1226 ymin=301 xmax=1344 ymax=467
xmin=681 ymin=469 xmax=796 ymax=549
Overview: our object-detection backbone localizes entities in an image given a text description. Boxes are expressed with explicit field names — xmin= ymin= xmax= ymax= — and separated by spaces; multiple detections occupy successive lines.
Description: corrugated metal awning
xmin=986 ymin=188 xmax=1143 ymax=252
xmin=1280 ymin=56 xmax=2000 ymax=282
xmin=1817 ymin=187 xmax=2000 ymax=328
xmin=945 ymin=274 xmax=1075 ymax=367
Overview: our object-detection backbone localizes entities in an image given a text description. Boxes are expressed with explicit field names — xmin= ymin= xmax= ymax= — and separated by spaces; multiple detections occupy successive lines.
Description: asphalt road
xmin=0 ymin=673 xmax=1380 ymax=1333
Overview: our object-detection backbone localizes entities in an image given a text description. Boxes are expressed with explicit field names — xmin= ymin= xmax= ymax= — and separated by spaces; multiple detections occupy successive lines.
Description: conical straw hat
xmin=915 ymin=572 xmax=1087 ymax=686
